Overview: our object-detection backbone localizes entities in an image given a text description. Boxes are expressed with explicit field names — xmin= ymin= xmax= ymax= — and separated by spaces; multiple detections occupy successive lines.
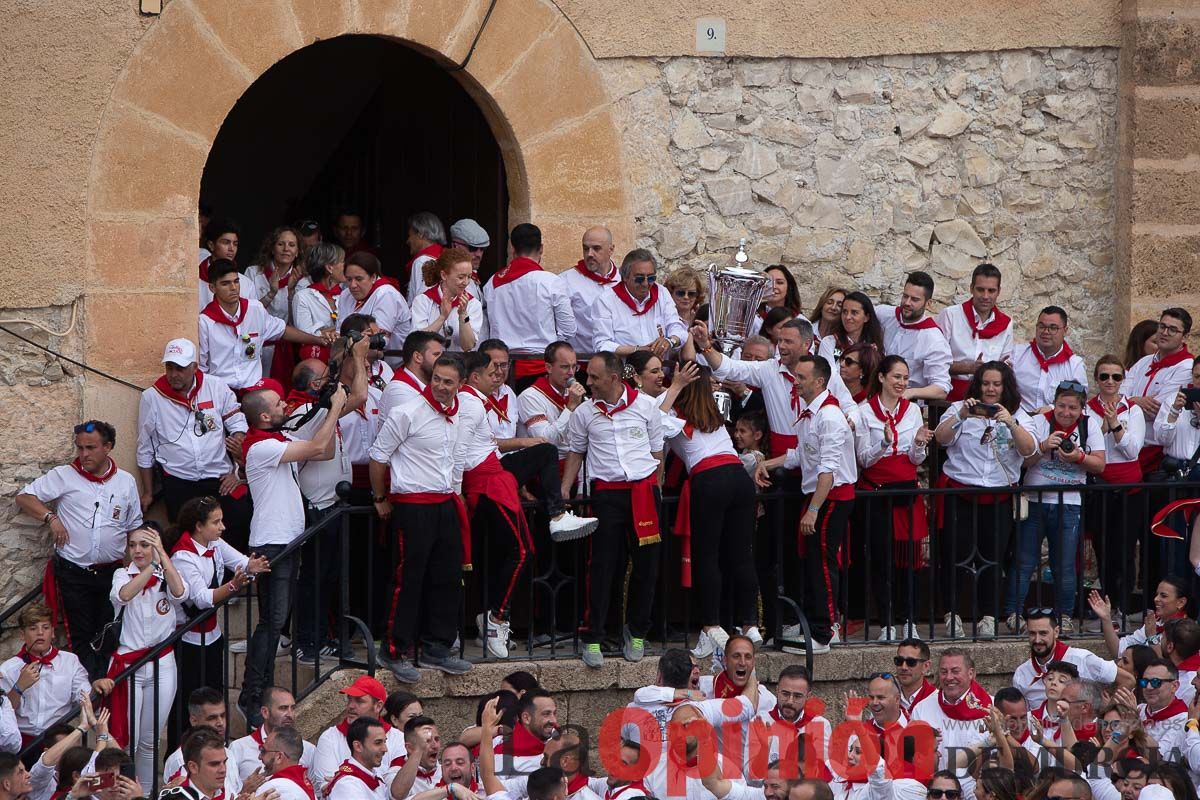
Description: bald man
xmin=560 ymin=226 xmax=619 ymax=352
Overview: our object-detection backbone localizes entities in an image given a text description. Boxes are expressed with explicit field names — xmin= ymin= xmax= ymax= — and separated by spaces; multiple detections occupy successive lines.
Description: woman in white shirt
xmin=1150 ymin=356 xmax=1200 ymax=570
xmin=337 ymin=251 xmax=412 ymax=361
xmin=410 ymin=247 xmax=483 ymax=352
xmin=855 ymin=355 xmax=933 ymax=641
xmin=106 ymin=524 xmax=188 ymax=791
xmin=1084 ymin=354 xmax=1146 ymax=619
xmin=933 ymin=362 xmax=1036 ymax=639
xmin=292 ymin=242 xmax=346 ymax=362
xmin=245 ymin=227 xmax=304 ymax=376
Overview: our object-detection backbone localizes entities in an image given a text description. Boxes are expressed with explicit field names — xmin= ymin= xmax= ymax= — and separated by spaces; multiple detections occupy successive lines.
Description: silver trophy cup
xmin=707 ymin=249 xmax=771 ymax=419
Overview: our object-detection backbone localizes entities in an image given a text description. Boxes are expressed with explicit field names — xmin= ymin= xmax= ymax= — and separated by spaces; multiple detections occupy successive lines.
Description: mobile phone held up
xmin=1183 ymin=387 xmax=1200 ymax=406
xmin=969 ymin=403 xmax=1001 ymax=419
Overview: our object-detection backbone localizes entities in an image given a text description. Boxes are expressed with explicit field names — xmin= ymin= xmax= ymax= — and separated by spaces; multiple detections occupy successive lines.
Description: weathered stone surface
xmin=658 ymin=214 xmax=703 ymax=258
xmin=927 ymin=103 xmax=974 ymax=137
xmin=733 ymin=140 xmax=779 ymax=179
xmin=671 ymin=109 xmax=713 ymax=149
xmin=702 ymin=176 xmax=756 ymax=215
xmin=933 ymin=219 xmax=989 ymax=257
xmin=815 ymin=156 xmax=865 ymax=196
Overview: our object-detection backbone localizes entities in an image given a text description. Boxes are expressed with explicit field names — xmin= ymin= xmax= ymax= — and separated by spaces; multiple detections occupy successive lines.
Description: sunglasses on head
xmin=927 ymin=791 xmax=961 ymax=800
xmin=1057 ymin=380 xmax=1086 ymax=393
xmin=1138 ymin=677 xmax=1174 ymax=688
xmin=74 ymin=422 xmax=97 ymax=434
xmin=893 ymin=656 xmax=923 ymax=668
xmin=632 ymin=274 xmax=656 ymax=285
xmin=1097 ymin=372 xmax=1124 ymax=382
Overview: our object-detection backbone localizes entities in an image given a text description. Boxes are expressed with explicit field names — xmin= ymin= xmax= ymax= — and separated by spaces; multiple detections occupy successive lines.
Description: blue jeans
xmin=1005 ymin=501 xmax=1081 ymax=617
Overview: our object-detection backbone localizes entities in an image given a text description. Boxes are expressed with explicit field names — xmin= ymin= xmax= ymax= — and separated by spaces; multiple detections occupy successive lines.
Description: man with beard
xmin=560 ymin=227 xmax=619 ymax=352
xmin=875 ymin=271 xmax=952 ymax=401
xmin=380 ymin=332 xmax=446 ymax=420
xmin=1012 ymin=610 xmax=1119 ymax=709
xmin=892 ymin=639 xmax=935 ymax=721
xmin=324 ymin=717 xmax=392 ymax=800
xmin=494 ymin=690 xmax=559 ymax=775
xmin=625 ymin=648 xmax=706 ymax=744
xmin=314 ymin=678 xmax=407 ymax=795
xmin=757 ymin=665 xmax=831 ymax=781
xmin=258 ymin=726 xmax=319 ymax=800
xmin=229 ymin=687 xmax=315 ymax=782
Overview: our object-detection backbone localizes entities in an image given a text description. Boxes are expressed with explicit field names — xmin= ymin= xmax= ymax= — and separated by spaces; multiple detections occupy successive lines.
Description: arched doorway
xmin=201 ymin=35 xmax=509 ymax=282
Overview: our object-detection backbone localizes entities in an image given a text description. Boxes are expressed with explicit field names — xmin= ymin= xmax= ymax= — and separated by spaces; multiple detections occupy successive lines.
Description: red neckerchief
xmin=1014 ymin=727 xmax=1030 ymax=745
xmin=199 ymin=256 xmax=212 ymax=282
xmin=325 ymin=760 xmax=381 ymax=793
xmin=437 ymin=777 xmax=481 ymax=794
xmin=1143 ymin=698 xmax=1188 ymax=724
xmin=392 ymin=368 xmax=425 ymax=393
xmin=407 ymin=243 xmax=444 ymax=272
xmin=962 ymin=300 xmax=1011 ymax=339
xmin=605 ymin=782 xmax=648 ymax=800
xmin=868 ymin=395 xmax=912 ymax=457
xmin=389 ymin=755 xmax=438 ymax=781
xmin=612 ymin=282 xmax=658 ymax=316
xmin=1178 ymin=653 xmax=1200 ymax=671
xmin=487 ymin=391 xmax=510 ymax=423
xmin=72 ymin=457 xmax=117 ymax=483
xmin=491 ymin=256 xmax=543 ymax=288
xmin=565 ymin=773 xmax=588 ymax=795
xmin=1043 ymin=411 xmax=1080 ymax=440
xmin=851 ymin=388 xmax=868 ymax=404
xmin=421 ymin=385 xmax=458 ymax=420
xmin=936 ymin=682 xmax=992 ymax=721
xmin=18 ymin=645 xmax=57 ymax=666
xmin=423 ymin=285 xmax=473 ymax=309
xmin=310 ymin=281 xmax=342 ymax=300
xmin=1145 ymin=348 xmax=1195 ymax=382
xmin=495 ymin=724 xmax=546 ymax=757
xmin=713 ymin=670 xmax=747 ymax=699
xmin=1029 ymin=340 xmax=1075 ymax=372
xmin=285 ymin=389 xmax=318 ymax=415
xmin=797 ymin=392 xmax=840 ymax=422
xmin=355 ymin=278 xmax=399 ymax=311
xmin=260 ymin=261 xmax=293 ymax=289
xmin=574 ymin=258 xmax=618 ymax=285
xmin=1029 ymin=640 xmax=1070 ymax=682
xmin=781 ymin=370 xmax=803 ymax=424
xmin=595 ymin=388 xmax=638 ymax=418
xmin=201 ymin=299 xmax=249 ymax=327
xmin=171 ymin=532 xmax=214 ymax=558
xmin=531 ymin=376 xmax=569 ymax=411
xmin=767 ymin=706 xmax=817 ymax=730
xmin=272 ymin=765 xmax=316 ymax=800
xmin=1087 ymin=395 xmax=1129 ymax=418
xmin=153 ymin=370 xmax=204 ymax=410
xmin=901 ymin=680 xmax=936 ymax=719
xmin=1155 ymin=610 xmax=1188 ymax=636
xmin=251 ymin=725 xmax=267 ymax=746
xmin=241 ymin=427 xmax=288 ymax=460
xmin=895 ymin=307 xmax=939 ymax=330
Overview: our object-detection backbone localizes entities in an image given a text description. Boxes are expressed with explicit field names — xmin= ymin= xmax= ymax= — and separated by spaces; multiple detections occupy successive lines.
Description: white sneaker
xmin=828 ymin=623 xmax=842 ymax=645
xmin=781 ymin=623 xmax=802 ymax=640
xmin=1060 ymin=616 xmax=1075 ymax=637
xmin=740 ymin=626 xmax=763 ymax=646
xmin=691 ymin=629 xmax=717 ymax=659
xmin=550 ymin=511 xmax=599 ymax=542
xmin=476 ymin=612 xmax=511 ymax=659
xmin=976 ymin=616 xmax=996 ymax=638
xmin=900 ymin=620 xmax=921 ymax=640
xmin=944 ymin=613 xmax=965 ymax=639
xmin=230 ymin=639 xmax=248 ymax=654
xmin=277 ymin=636 xmax=291 ymax=656
xmin=1005 ymin=612 xmax=1026 ymax=634
xmin=877 ymin=625 xmax=898 ymax=642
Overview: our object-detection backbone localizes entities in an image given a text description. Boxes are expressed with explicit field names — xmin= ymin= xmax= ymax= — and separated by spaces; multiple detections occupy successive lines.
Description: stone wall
xmin=606 ymin=47 xmax=1122 ymax=360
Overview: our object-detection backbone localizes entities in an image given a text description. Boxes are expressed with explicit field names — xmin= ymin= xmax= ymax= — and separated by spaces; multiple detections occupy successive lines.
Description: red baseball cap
xmin=244 ymin=378 xmax=285 ymax=397
xmin=340 ymin=675 xmax=387 ymax=703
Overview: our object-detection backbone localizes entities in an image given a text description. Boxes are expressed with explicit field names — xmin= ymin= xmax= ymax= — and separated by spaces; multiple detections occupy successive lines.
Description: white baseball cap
xmin=162 ymin=338 xmax=197 ymax=367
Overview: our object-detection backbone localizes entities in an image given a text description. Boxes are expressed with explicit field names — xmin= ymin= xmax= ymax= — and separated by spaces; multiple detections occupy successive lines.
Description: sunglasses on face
xmin=927 ymin=791 xmax=961 ymax=800
xmin=632 ymin=275 xmax=657 ymax=285
xmin=841 ymin=357 xmax=859 ymax=367
xmin=1097 ymin=372 xmax=1124 ymax=382
xmin=1138 ymin=677 xmax=1174 ymax=689
xmin=673 ymin=289 xmax=699 ymax=298
xmin=894 ymin=656 xmax=923 ymax=668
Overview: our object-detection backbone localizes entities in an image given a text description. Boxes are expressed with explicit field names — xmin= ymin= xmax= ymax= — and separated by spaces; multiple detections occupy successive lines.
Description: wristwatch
xmin=1110 ymin=423 xmax=1124 ymax=434
xmin=372 ymin=495 xmax=388 ymax=504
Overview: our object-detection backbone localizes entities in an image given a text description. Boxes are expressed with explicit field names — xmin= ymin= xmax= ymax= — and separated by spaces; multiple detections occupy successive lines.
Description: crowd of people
xmin=5 ymin=208 xmax=1200 ymax=800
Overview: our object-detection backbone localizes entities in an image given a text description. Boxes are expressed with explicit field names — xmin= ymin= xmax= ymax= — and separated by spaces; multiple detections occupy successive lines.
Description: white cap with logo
xmin=162 ymin=338 xmax=197 ymax=367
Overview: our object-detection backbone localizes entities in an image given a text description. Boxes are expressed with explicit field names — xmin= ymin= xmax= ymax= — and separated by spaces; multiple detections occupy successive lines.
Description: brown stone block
xmin=616 ymin=658 xmax=660 ymax=689
xmin=191 ymin=0 xmax=304 ymax=79
xmin=531 ymin=216 xmax=632 ymax=275
xmin=289 ymin=0 xmax=354 ymax=44
xmin=403 ymin=0 xmax=493 ymax=63
xmin=1134 ymin=18 xmax=1200 ymax=87
xmin=84 ymin=291 xmax=194 ymax=377
xmin=1134 ymin=91 xmax=1200 ymax=160
xmin=443 ymin=660 xmax=539 ymax=696
xmin=90 ymin=109 xmax=208 ymax=217
xmin=1131 ymin=231 xmax=1200 ymax=294
xmin=524 ymin=119 xmax=628 ymax=217
xmin=538 ymin=659 xmax=621 ymax=692
xmin=88 ymin=218 xmax=194 ymax=291
xmin=462 ymin=0 xmax=560 ymax=94
xmin=1132 ymin=168 xmax=1200 ymax=225
xmin=0 ymin=382 xmax=81 ymax=465
xmin=112 ymin=6 xmax=251 ymax=141
xmin=355 ymin=0 xmax=410 ymax=38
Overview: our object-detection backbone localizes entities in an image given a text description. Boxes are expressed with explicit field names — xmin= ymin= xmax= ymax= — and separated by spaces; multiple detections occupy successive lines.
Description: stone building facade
xmin=0 ymin=0 xmax=1194 ymax=611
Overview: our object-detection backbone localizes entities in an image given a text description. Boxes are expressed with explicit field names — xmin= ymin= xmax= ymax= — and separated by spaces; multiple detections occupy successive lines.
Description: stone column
xmin=1119 ymin=0 xmax=1200 ymax=337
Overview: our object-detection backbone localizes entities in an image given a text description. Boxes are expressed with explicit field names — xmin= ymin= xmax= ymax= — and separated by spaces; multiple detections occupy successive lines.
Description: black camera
xmin=346 ymin=329 xmax=387 ymax=351
xmin=1058 ymin=437 xmax=1076 ymax=455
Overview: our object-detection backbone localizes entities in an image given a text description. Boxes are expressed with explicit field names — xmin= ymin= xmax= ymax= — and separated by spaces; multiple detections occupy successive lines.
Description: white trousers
xmin=127 ymin=651 xmax=177 ymax=793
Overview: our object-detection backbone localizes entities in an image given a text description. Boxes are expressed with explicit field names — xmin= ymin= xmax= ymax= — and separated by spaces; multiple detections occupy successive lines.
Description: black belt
xmin=53 ymin=555 xmax=123 ymax=575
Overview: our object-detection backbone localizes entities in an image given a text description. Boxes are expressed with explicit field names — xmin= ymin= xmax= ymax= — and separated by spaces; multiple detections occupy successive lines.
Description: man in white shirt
xmin=1123 ymin=307 xmax=1196 ymax=475
xmin=16 ymin=420 xmax=143 ymax=679
xmin=324 ymin=717 xmax=392 ymax=800
xmin=379 ymin=332 xmax=445 ymax=421
xmin=391 ymin=717 xmax=442 ymax=798
xmin=370 ymin=357 xmax=474 ymax=682
xmin=161 ymin=688 xmax=241 ymax=790
xmin=198 ymin=218 xmax=238 ymax=312
xmin=136 ymin=338 xmax=249 ymax=539
xmin=909 ymin=649 xmax=992 ymax=798
xmin=258 ymin=726 xmax=319 ymax=800
xmin=875 ymin=271 xmax=951 ymax=401
xmin=625 ymin=649 xmax=707 ymax=745
xmin=493 ymin=690 xmax=558 ymax=775
xmin=934 ymin=263 xmax=1014 ymax=402
xmin=1011 ymin=306 xmax=1088 ymax=413
xmin=230 ymin=687 xmax=315 ymax=782
xmin=1137 ymin=661 xmax=1189 ymax=762
xmin=1163 ymin=619 xmax=1200 ymax=705
xmin=561 ymin=353 xmax=665 ymax=668
xmin=559 ymin=226 xmax=620 ymax=352
xmin=1011 ymin=610 xmax=1120 ymax=708
xmin=175 ymin=727 xmax=237 ymax=800
xmin=517 ymin=342 xmax=587 ymax=463
xmin=236 ymin=381 xmax=346 ymax=727
xmin=313 ymin=677 xmax=406 ymax=795
xmin=482 ymin=223 xmax=576 ymax=386
xmin=756 ymin=356 xmax=857 ymax=653
xmin=590 ymin=250 xmax=689 ymax=357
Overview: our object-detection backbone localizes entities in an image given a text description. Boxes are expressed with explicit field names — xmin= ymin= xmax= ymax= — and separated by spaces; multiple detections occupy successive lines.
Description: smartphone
xmin=119 ymin=762 xmax=138 ymax=782
xmin=1183 ymin=388 xmax=1200 ymax=406
xmin=969 ymin=403 xmax=1000 ymax=418
xmin=91 ymin=772 xmax=117 ymax=790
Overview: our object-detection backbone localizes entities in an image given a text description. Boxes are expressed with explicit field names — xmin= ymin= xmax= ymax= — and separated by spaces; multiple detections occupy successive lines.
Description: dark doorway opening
xmin=200 ymin=35 xmax=509 ymax=284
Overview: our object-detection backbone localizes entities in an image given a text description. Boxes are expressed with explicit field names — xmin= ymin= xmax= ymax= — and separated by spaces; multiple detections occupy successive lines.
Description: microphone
xmin=565 ymin=377 xmax=576 ymax=388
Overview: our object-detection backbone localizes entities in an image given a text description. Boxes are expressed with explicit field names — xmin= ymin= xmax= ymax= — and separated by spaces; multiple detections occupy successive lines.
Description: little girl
xmin=733 ymin=410 xmax=769 ymax=479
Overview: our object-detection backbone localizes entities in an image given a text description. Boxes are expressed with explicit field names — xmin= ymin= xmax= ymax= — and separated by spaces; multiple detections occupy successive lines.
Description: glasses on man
xmin=893 ymin=656 xmax=923 ymax=668
xmin=1158 ymin=322 xmax=1185 ymax=335
xmin=926 ymin=790 xmax=961 ymax=800
xmin=1138 ymin=677 xmax=1174 ymax=689
xmin=632 ymin=275 xmax=657 ymax=285
xmin=1036 ymin=323 xmax=1064 ymax=333
xmin=1097 ymin=372 xmax=1124 ymax=382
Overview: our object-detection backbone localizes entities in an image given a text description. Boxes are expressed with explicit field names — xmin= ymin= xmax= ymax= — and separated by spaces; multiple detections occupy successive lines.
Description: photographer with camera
xmin=1004 ymin=380 xmax=1105 ymax=634
xmin=933 ymin=361 xmax=1036 ymax=638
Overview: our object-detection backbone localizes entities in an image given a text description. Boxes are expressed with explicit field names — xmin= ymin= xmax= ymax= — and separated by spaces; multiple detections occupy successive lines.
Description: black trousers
xmin=501 ymin=443 xmax=565 ymax=519
xmin=761 ymin=471 xmax=804 ymax=638
xmin=690 ymin=465 xmax=759 ymax=627
xmin=583 ymin=486 xmax=662 ymax=644
xmin=385 ymin=500 xmax=463 ymax=659
xmin=167 ymin=637 xmax=224 ymax=751
xmin=940 ymin=494 xmax=1013 ymax=620
xmin=473 ymin=498 xmax=534 ymax=620
xmin=861 ymin=490 xmax=929 ymax=626
xmin=1088 ymin=487 xmax=1141 ymax=613
xmin=52 ymin=557 xmax=119 ymax=680
xmin=801 ymin=496 xmax=853 ymax=644
xmin=161 ymin=473 xmax=253 ymax=554
xmin=296 ymin=506 xmax=341 ymax=652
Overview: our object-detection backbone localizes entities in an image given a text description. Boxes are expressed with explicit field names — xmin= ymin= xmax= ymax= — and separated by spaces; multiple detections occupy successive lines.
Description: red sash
xmin=859 ymin=455 xmax=928 ymax=568
xmin=389 ymin=492 xmax=473 ymax=569
xmin=672 ymin=454 xmax=742 ymax=586
xmin=936 ymin=682 xmax=992 ymax=721
xmin=325 ymin=760 xmax=381 ymax=795
xmin=153 ymin=371 xmax=204 ymax=409
xmin=272 ymin=766 xmax=317 ymax=800
xmin=593 ymin=474 xmax=661 ymax=546
xmin=105 ymin=645 xmax=174 ymax=746
xmin=491 ymin=256 xmax=543 ymax=288
xmin=495 ymin=723 xmax=546 ymax=757
xmin=201 ymin=299 xmax=249 ymax=328
xmin=713 ymin=670 xmax=747 ymax=698
xmin=933 ymin=474 xmax=1011 ymax=527
xmin=1029 ymin=341 xmax=1075 ymax=372
xmin=612 ymin=282 xmax=658 ymax=317
xmin=573 ymin=259 xmax=618 ymax=285
xmin=894 ymin=308 xmax=939 ymax=331
xmin=768 ymin=432 xmax=797 ymax=459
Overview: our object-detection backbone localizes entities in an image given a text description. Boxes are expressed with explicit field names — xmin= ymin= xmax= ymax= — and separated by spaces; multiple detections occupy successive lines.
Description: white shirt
xmin=566 ymin=389 xmax=664 ymax=482
xmin=1022 ymin=412 xmax=1105 ymax=504
xmin=782 ymin=391 xmax=858 ymax=494
xmin=405 ymin=252 xmax=443 ymax=304
xmin=343 ymin=388 xmax=384 ymax=466
xmin=229 ymin=726 xmax=316 ymax=782
xmin=1123 ymin=351 xmax=1195 ymax=447
xmin=590 ymin=286 xmax=689 ymax=353
xmin=110 ymin=564 xmax=188 ymax=653
xmin=27 ymin=756 xmax=57 ymax=800
xmin=172 ymin=536 xmax=249 ymax=644
xmin=908 ymin=689 xmax=991 ymax=799
xmin=198 ymin=251 xmax=214 ymax=312
xmin=934 ymin=302 xmax=1015 ymax=380
xmin=1085 ymin=396 xmax=1145 ymax=468
xmin=312 ymin=725 xmax=406 ymax=795
xmin=560 ymin=261 xmax=619 ymax=352
xmin=325 ymin=760 xmax=390 ymax=800
xmin=0 ymin=650 xmax=89 ymax=735
xmin=379 ymin=370 xmax=426 ymax=422
xmin=854 ymin=398 xmax=928 ymax=476
xmin=1011 ymin=342 xmax=1089 ymax=413
xmin=485 ymin=384 xmax=518 ymax=441
xmin=198 ymin=298 xmax=287 ymax=391
xmin=625 ymin=685 xmax=682 ymax=744
xmin=1011 ymin=646 xmax=1119 ymax=708
xmin=1139 ymin=700 xmax=1188 ymax=762
xmin=260 ymin=772 xmax=321 ymax=800
xmin=292 ymin=405 xmax=352 ymax=511
xmin=245 ymin=434 xmax=306 ymax=547
xmin=370 ymin=395 xmax=463 ymax=495
xmin=1155 ymin=402 xmax=1200 ymax=460
xmin=457 ymin=390 xmax=502 ymax=471
xmin=244 ymin=264 xmax=295 ymax=324
xmin=336 ymin=283 xmax=412 ymax=355
xmin=662 ymin=412 xmax=739 ymax=469
xmin=410 ymin=288 xmax=484 ymax=352
xmin=517 ymin=381 xmax=574 ymax=459
xmin=0 ymin=696 xmax=16 ymax=754
xmin=162 ymin=746 xmax=243 ymax=796
xmin=941 ymin=401 xmax=1034 ymax=488
xmin=136 ymin=371 xmax=247 ymax=481
xmin=876 ymin=305 xmax=953 ymax=393
xmin=482 ymin=265 xmax=576 ymax=354
xmin=21 ymin=462 xmax=143 ymax=567
xmin=293 ymin=285 xmax=342 ymax=337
